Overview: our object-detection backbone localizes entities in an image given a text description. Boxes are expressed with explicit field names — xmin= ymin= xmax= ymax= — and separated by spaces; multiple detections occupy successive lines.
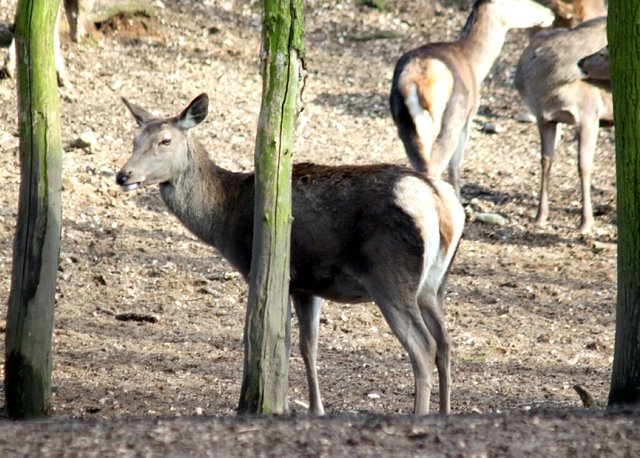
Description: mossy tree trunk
xmin=607 ymin=1 xmax=640 ymax=407
xmin=5 ymin=0 xmax=63 ymax=419
xmin=238 ymin=0 xmax=305 ymax=414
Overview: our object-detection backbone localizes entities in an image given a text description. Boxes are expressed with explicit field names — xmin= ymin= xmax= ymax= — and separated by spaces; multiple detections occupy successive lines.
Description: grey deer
xmin=116 ymin=93 xmax=465 ymax=416
xmin=515 ymin=17 xmax=612 ymax=233
xmin=390 ymin=0 xmax=554 ymax=197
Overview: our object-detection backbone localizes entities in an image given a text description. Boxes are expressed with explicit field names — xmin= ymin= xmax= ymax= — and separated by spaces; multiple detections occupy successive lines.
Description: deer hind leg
xmin=2 ymin=10 xmax=70 ymax=88
xmin=534 ymin=119 xmax=559 ymax=226
xmin=425 ymin=107 xmax=472 ymax=191
xmin=292 ymin=294 xmax=324 ymax=415
xmin=417 ymin=286 xmax=451 ymax=415
xmin=53 ymin=7 xmax=72 ymax=88
xmin=396 ymin=119 xmax=432 ymax=174
xmin=363 ymin=273 xmax=437 ymax=415
xmin=416 ymin=240 xmax=460 ymax=415
xmin=576 ymin=117 xmax=599 ymax=233
xmin=63 ymin=0 xmax=95 ymax=42
xmin=1 ymin=37 xmax=16 ymax=79
xmin=447 ymin=119 xmax=471 ymax=199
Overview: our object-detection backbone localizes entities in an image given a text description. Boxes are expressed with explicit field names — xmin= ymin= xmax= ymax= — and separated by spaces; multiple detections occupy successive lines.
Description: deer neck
xmin=456 ymin=8 xmax=508 ymax=86
xmin=159 ymin=137 xmax=236 ymax=251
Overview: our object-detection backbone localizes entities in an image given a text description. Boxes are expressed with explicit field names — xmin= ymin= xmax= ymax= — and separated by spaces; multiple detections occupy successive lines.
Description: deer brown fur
xmin=390 ymin=0 xmax=554 ymax=197
xmin=116 ymin=93 xmax=465 ymax=416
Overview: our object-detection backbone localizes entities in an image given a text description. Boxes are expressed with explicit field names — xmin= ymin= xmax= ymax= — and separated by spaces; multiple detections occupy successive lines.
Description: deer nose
xmin=577 ymin=57 xmax=585 ymax=71
xmin=115 ymin=170 xmax=130 ymax=186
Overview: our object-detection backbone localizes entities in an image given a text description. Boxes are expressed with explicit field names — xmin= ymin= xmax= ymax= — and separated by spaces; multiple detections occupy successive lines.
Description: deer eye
xmin=160 ymin=138 xmax=171 ymax=146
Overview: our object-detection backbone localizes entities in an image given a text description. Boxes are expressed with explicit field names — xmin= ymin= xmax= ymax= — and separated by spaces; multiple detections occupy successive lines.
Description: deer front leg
xmin=577 ymin=117 xmax=599 ymax=233
xmin=292 ymin=294 xmax=324 ymax=415
xmin=534 ymin=119 xmax=559 ymax=226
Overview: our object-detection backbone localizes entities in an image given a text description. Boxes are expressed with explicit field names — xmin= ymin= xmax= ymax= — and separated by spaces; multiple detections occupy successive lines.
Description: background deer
xmin=389 ymin=0 xmax=554 ymax=197
xmin=116 ymin=93 xmax=465 ymax=416
xmin=515 ymin=17 xmax=611 ymax=233
xmin=533 ymin=0 xmax=606 ymax=30
xmin=1 ymin=0 xmax=94 ymax=87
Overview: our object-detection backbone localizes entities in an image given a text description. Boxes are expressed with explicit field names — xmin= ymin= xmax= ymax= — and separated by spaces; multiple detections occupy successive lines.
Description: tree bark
xmin=238 ymin=0 xmax=305 ymax=414
xmin=5 ymin=0 xmax=63 ymax=419
xmin=607 ymin=1 xmax=640 ymax=407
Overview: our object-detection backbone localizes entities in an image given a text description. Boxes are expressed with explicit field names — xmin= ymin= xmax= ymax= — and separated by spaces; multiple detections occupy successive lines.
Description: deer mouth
xmin=119 ymin=183 xmax=140 ymax=192
xmin=116 ymin=170 xmax=142 ymax=192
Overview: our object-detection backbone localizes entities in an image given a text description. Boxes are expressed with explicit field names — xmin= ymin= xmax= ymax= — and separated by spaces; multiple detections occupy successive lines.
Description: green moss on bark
xmin=5 ymin=0 xmax=62 ymax=419
xmin=238 ymin=0 xmax=305 ymax=415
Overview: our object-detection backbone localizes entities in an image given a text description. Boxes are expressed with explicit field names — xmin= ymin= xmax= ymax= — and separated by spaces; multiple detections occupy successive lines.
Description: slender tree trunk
xmin=607 ymin=1 xmax=640 ymax=407
xmin=238 ymin=0 xmax=305 ymax=414
xmin=5 ymin=0 xmax=63 ymax=419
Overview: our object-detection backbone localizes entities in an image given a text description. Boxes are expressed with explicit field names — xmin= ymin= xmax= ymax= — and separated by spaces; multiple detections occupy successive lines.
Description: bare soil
xmin=1 ymin=0 xmax=636 ymax=456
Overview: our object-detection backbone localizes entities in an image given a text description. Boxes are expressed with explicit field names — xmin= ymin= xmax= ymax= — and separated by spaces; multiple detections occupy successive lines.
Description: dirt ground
xmin=1 ymin=0 xmax=637 ymax=455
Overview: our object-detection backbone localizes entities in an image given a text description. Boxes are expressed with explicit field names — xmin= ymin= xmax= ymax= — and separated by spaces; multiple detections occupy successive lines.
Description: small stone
xmin=0 ymin=131 xmax=16 ymax=146
xmin=587 ymin=240 xmax=607 ymax=253
xmin=475 ymin=212 xmax=508 ymax=226
xmin=516 ymin=111 xmax=536 ymax=123
xmin=69 ymin=131 xmax=98 ymax=152
xmin=61 ymin=176 xmax=77 ymax=191
xmin=115 ymin=312 xmax=159 ymax=323
xmin=481 ymin=122 xmax=503 ymax=134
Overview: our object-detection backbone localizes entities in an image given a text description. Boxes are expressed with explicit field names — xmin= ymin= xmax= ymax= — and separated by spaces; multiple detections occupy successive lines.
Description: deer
xmin=1 ymin=0 xmax=94 ymax=87
xmin=389 ymin=0 xmax=555 ymax=198
xmin=515 ymin=17 xmax=612 ymax=233
xmin=115 ymin=93 xmax=466 ymax=416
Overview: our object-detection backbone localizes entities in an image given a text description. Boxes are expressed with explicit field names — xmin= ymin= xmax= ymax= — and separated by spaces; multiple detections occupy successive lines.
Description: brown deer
xmin=1 ymin=0 xmax=94 ymax=87
xmin=116 ymin=93 xmax=466 ymax=416
xmin=390 ymin=0 xmax=555 ymax=197
xmin=515 ymin=17 xmax=611 ymax=233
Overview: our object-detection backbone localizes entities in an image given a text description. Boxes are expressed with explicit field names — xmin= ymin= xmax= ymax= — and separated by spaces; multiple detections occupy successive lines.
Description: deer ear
xmin=176 ymin=93 xmax=209 ymax=130
xmin=122 ymin=97 xmax=155 ymax=127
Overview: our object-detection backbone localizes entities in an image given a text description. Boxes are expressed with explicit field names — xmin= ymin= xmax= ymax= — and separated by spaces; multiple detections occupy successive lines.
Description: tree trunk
xmin=238 ymin=0 xmax=305 ymax=414
xmin=5 ymin=0 xmax=63 ymax=419
xmin=607 ymin=1 xmax=640 ymax=407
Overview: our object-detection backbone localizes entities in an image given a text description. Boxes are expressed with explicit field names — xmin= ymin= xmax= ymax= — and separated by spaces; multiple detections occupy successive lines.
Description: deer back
xmin=515 ymin=17 xmax=610 ymax=123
